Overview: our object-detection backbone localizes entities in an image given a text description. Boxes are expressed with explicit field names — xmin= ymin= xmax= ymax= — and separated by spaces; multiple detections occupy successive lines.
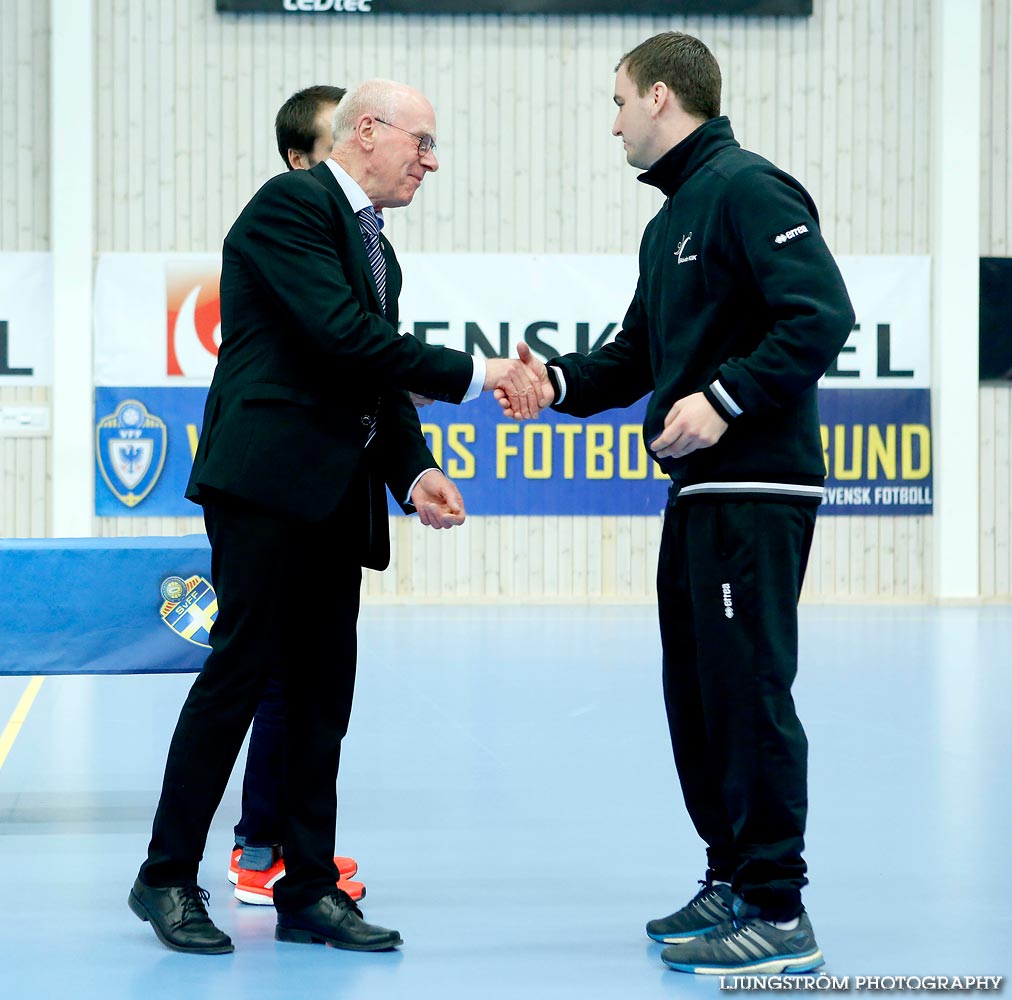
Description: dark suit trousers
xmin=139 ymin=493 xmax=361 ymax=912
xmin=656 ymin=497 xmax=816 ymax=921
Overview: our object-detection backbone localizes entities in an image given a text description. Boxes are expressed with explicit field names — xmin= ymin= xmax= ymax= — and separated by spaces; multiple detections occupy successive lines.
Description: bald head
xmin=334 ymin=80 xmax=404 ymax=139
xmin=331 ymin=78 xmax=439 ymax=210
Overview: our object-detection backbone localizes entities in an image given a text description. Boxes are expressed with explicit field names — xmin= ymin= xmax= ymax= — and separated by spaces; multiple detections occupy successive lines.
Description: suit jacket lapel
xmin=309 ymin=161 xmax=385 ymax=316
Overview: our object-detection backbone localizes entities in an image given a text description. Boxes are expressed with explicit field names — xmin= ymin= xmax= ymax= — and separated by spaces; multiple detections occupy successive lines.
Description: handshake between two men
xmin=410 ymin=342 xmax=552 ymax=420
xmin=487 ymin=341 xmax=554 ymax=422
xmin=408 ymin=341 xmax=554 ymax=531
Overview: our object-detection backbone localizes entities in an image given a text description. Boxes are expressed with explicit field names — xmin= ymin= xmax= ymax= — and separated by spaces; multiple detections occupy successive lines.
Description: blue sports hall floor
xmin=1 ymin=603 xmax=1009 ymax=999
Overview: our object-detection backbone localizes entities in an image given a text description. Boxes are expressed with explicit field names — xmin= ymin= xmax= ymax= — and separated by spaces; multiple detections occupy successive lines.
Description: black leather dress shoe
xmin=128 ymin=877 xmax=234 ymax=954
xmin=275 ymin=890 xmax=402 ymax=951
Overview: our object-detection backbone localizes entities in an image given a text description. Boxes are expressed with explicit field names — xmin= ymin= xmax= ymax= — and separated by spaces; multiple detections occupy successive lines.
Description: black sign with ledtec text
xmin=215 ymin=0 xmax=812 ymax=15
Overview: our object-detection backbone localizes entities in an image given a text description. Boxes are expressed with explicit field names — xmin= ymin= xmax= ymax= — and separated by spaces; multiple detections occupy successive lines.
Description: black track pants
xmin=657 ymin=497 xmax=817 ymax=920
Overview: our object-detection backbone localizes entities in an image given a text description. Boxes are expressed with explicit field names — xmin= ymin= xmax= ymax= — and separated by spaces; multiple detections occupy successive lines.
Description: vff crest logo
xmin=166 ymin=260 xmax=221 ymax=378
xmin=159 ymin=575 xmax=217 ymax=648
xmin=95 ymin=399 xmax=167 ymax=508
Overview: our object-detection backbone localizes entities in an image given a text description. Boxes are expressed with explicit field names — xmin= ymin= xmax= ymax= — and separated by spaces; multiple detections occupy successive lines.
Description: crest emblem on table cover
xmin=159 ymin=575 xmax=218 ymax=648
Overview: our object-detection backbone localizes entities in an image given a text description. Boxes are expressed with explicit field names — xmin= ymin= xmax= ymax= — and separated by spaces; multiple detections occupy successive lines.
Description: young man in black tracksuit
xmin=506 ymin=32 xmax=854 ymax=974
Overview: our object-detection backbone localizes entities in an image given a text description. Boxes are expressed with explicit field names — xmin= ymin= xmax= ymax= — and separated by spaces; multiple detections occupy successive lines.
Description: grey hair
xmin=333 ymin=80 xmax=403 ymax=141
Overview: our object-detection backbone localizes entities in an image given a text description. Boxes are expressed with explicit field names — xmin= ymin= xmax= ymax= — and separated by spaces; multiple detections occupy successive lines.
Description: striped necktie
xmin=356 ymin=206 xmax=387 ymax=312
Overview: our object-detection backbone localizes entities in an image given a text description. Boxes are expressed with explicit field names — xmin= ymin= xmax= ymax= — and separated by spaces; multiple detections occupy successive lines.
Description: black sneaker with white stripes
xmin=646 ymin=880 xmax=734 ymax=943
xmin=660 ymin=899 xmax=824 ymax=975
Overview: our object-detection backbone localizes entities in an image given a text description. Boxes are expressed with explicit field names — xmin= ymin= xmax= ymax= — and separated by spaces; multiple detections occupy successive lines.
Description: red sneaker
xmin=335 ymin=856 xmax=358 ymax=879
xmin=234 ymin=857 xmax=284 ymax=904
xmin=337 ymin=877 xmax=366 ymax=902
xmin=228 ymin=848 xmax=357 ymax=885
xmin=233 ymin=858 xmax=366 ymax=905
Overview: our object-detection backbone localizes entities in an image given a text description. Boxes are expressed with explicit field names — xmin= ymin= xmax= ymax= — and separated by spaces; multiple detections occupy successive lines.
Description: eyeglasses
xmin=373 ymin=117 xmax=437 ymax=157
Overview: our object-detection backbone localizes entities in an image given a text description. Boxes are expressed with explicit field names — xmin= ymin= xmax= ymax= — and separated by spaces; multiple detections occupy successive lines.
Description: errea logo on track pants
xmin=721 ymin=583 xmax=734 ymax=619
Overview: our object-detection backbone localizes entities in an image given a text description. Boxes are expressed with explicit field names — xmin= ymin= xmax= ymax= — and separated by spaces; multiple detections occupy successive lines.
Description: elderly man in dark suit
xmin=129 ymin=78 xmax=545 ymax=956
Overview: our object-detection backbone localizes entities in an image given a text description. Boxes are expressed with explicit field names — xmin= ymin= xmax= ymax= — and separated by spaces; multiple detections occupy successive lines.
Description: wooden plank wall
xmin=0 ymin=0 xmax=51 ymax=538
xmin=980 ymin=0 xmax=1012 ymax=600
xmin=2 ymin=0 xmax=1008 ymax=600
xmin=0 ymin=0 xmax=49 ymax=250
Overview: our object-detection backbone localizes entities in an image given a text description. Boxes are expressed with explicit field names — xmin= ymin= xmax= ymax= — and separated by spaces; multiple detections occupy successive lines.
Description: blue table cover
xmin=0 ymin=536 xmax=213 ymax=675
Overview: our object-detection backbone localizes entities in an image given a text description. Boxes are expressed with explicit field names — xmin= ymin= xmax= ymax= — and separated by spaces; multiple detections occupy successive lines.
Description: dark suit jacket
xmin=186 ymin=160 xmax=473 ymax=569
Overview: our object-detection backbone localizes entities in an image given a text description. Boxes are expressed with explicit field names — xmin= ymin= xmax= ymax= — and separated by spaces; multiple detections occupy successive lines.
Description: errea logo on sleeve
xmin=770 ymin=224 xmax=812 ymax=251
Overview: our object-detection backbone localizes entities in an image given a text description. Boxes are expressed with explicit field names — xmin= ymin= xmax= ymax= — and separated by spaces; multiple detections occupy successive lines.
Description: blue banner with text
xmin=94 ymin=386 xmax=932 ymax=518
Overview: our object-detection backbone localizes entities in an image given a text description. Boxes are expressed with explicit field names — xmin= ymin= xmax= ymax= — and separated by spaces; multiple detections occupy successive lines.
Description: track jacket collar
xmin=637 ymin=116 xmax=739 ymax=199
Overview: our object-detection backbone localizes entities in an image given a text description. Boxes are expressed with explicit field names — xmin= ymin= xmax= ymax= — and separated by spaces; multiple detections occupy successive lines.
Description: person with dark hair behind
xmin=226 ymin=84 xmax=362 ymax=911
xmin=275 ymin=84 xmax=347 ymax=171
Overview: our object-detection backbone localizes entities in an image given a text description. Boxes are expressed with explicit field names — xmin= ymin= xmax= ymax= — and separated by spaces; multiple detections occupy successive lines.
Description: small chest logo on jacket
xmin=675 ymin=232 xmax=698 ymax=264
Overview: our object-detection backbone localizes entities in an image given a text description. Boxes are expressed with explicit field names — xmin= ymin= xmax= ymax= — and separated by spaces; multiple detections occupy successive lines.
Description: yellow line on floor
xmin=0 ymin=677 xmax=45 ymax=771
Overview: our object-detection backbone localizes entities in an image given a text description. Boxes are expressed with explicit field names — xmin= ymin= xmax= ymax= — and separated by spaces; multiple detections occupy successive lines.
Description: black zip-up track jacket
xmin=550 ymin=116 xmax=855 ymax=503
